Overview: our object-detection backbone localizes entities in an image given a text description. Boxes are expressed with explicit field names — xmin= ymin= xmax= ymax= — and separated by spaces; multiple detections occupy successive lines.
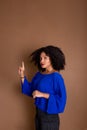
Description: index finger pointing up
xmin=22 ymin=61 xmax=25 ymax=69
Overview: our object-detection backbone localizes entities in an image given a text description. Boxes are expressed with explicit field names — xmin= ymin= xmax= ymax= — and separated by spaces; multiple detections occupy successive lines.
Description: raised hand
xmin=18 ymin=61 xmax=25 ymax=78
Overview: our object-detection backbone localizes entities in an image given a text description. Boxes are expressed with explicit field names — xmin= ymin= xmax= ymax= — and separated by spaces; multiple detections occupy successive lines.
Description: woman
xmin=18 ymin=45 xmax=67 ymax=130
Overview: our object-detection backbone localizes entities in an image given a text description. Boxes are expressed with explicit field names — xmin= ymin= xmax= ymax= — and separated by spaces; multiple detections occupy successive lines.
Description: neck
xmin=45 ymin=67 xmax=54 ymax=73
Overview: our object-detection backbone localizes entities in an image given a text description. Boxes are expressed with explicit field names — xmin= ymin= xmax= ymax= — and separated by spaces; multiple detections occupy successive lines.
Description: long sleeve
xmin=21 ymin=76 xmax=33 ymax=97
xmin=21 ymin=72 xmax=39 ymax=97
xmin=47 ymin=75 xmax=67 ymax=114
xmin=20 ymin=72 xmax=67 ymax=114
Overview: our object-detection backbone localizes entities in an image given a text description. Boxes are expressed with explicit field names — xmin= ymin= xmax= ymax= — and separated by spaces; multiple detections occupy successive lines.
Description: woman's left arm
xmin=47 ymin=75 xmax=67 ymax=114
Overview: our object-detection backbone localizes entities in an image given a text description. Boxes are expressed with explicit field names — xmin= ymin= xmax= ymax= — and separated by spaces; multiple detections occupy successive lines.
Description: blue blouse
xmin=21 ymin=72 xmax=67 ymax=114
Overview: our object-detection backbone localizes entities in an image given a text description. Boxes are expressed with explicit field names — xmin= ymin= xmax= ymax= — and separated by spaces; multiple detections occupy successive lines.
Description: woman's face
xmin=40 ymin=52 xmax=52 ymax=69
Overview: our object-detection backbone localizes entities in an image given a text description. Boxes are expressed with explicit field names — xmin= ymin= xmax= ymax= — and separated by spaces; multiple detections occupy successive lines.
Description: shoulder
xmin=53 ymin=72 xmax=63 ymax=79
xmin=53 ymin=72 xmax=64 ymax=83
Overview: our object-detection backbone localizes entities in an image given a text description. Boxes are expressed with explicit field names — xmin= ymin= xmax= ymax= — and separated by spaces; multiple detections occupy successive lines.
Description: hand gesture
xmin=18 ymin=61 xmax=25 ymax=77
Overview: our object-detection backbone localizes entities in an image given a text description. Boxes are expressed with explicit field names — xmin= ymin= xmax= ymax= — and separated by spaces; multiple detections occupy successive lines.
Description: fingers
xmin=32 ymin=91 xmax=35 ymax=98
xmin=22 ymin=61 xmax=25 ymax=69
xmin=18 ymin=61 xmax=25 ymax=76
xmin=32 ymin=91 xmax=37 ymax=98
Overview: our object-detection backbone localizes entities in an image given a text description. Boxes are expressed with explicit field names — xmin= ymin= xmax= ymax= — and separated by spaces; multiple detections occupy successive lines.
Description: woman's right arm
xmin=21 ymin=76 xmax=33 ymax=96
xmin=18 ymin=61 xmax=32 ymax=96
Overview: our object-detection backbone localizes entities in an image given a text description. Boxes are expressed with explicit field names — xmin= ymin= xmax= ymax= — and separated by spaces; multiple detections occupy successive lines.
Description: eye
xmin=44 ymin=56 xmax=47 ymax=59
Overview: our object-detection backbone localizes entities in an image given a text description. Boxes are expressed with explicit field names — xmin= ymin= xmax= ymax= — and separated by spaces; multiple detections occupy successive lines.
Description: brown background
xmin=0 ymin=0 xmax=87 ymax=130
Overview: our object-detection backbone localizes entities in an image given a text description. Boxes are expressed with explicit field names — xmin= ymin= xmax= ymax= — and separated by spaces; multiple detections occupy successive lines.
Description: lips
xmin=41 ymin=63 xmax=45 ymax=66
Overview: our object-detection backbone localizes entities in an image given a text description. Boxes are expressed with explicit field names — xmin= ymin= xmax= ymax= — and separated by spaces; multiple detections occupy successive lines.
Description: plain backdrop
xmin=0 ymin=0 xmax=87 ymax=130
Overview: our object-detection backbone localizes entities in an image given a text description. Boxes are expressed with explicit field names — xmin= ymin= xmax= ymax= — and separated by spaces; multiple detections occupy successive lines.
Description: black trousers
xmin=35 ymin=107 xmax=60 ymax=130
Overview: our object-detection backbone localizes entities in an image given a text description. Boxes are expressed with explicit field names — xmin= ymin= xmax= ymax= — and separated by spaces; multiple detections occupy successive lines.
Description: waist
xmin=36 ymin=107 xmax=59 ymax=118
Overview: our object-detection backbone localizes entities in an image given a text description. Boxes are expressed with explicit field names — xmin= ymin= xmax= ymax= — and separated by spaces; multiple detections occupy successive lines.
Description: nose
xmin=40 ymin=58 xmax=44 ymax=63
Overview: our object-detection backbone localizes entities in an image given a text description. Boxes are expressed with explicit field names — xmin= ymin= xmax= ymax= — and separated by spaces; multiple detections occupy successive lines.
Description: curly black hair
xmin=30 ymin=45 xmax=66 ymax=72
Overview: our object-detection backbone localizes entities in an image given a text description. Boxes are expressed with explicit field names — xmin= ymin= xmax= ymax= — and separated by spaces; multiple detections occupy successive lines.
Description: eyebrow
xmin=40 ymin=55 xmax=48 ymax=58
